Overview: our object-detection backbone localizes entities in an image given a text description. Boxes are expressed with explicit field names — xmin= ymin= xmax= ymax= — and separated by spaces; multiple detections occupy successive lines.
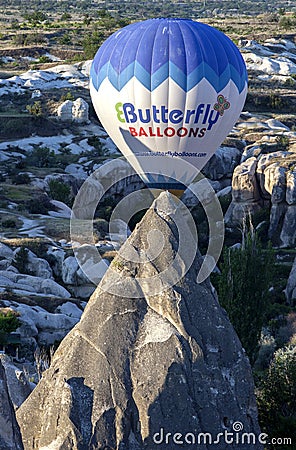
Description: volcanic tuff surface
xmin=17 ymin=192 xmax=261 ymax=450
xmin=0 ymin=360 xmax=24 ymax=450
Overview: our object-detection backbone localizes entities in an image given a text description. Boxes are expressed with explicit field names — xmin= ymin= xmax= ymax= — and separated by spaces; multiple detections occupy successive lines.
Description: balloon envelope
xmin=90 ymin=18 xmax=247 ymax=190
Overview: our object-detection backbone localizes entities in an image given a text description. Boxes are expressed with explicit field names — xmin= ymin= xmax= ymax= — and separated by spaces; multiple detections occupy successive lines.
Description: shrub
xmin=279 ymin=16 xmax=294 ymax=30
xmin=0 ymin=309 xmax=21 ymax=345
xmin=48 ymin=179 xmax=71 ymax=206
xmin=12 ymin=246 xmax=31 ymax=274
xmin=217 ymin=229 xmax=274 ymax=364
xmin=60 ymin=91 xmax=74 ymax=102
xmin=26 ymin=101 xmax=43 ymax=117
xmin=61 ymin=12 xmax=71 ymax=21
xmin=276 ymin=135 xmax=289 ymax=151
xmin=27 ymin=146 xmax=56 ymax=168
xmin=11 ymin=173 xmax=31 ymax=185
xmin=26 ymin=194 xmax=52 ymax=214
xmin=254 ymin=332 xmax=276 ymax=371
xmin=0 ymin=310 xmax=20 ymax=333
xmin=58 ymin=34 xmax=72 ymax=45
xmin=1 ymin=219 xmax=17 ymax=228
xmin=82 ymin=30 xmax=105 ymax=59
xmin=257 ymin=345 xmax=296 ymax=448
xmin=38 ymin=55 xmax=51 ymax=64
xmin=87 ymin=135 xmax=107 ymax=156
xmin=1 ymin=118 xmax=27 ymax=138
xmin=269 ymin=93 xmax=285 ymax=110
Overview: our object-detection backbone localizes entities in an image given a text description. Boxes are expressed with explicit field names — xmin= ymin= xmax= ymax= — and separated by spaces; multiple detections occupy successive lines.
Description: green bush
xmin=1 ymin=219 xmax=17 ymax=229
xmin=269 ymin=93 xmax=285 ymax=110
xmin=26 ymin=101 xmax=43 ymax=117
xmin=82 ymin=30 xmax=105 ymax=59
xmin=0 ymin=329 xmax=7 ymax=346
xmin=60 ymin=91 xmax=74 ymax=102
xmin=87 ymin=136 xmax=107 ymax=157
xmin=1 ymin=118 xmax=27 ymax=138
xmin=217 ymin=231 xmax=274 ymax=364
xmin=11 ymin=173 xmax=31 ymax=185
xmin=60 ymin=12 xmax=71 ymax=21
xmin=279 ymin=16 xmax=294 ymax=30
xmin=12 ymin=246 xmax=31 ymax=274
xmin=276 ymin=135 xmax=289 ymax=151
xmin=48 ymin=179 xmax=71 ymax=206
xmin=0 ymin=310 xmax=20 ymax=333
xmin=38 ymin=55 xmax=51 ymax=64
xmin=26 ymin=194 xmax=52 ymax=214
xmin=257 ymin=345 xmax=296 ymax=448
xmin=27 ymin=146 xmax=56 ymax=168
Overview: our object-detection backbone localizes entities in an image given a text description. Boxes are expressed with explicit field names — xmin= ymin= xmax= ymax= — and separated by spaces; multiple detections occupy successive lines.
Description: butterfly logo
xmin=214 ymin=95 xmax=230 ymax=116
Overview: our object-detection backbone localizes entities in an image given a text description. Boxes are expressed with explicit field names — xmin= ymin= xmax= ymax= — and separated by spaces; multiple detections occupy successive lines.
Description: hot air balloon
xmin=90 ymin=18 xmax=247 ymax=196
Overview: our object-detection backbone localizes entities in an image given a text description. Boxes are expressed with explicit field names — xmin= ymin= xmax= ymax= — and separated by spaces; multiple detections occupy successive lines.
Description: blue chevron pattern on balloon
xmin=91 ymin=18 xmax=247 ymax=94
xmin=90 ymin=60 xmax=247 ymax=93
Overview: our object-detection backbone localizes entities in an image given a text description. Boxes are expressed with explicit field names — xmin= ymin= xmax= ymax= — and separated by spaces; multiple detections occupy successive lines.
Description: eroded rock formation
xmin=225 ymin=149 xmax=296 ymax=247
xmin=17 ymin=192 xmax=262 ymax=450
xmin=0 ymin=360 xmax=24 ymax=450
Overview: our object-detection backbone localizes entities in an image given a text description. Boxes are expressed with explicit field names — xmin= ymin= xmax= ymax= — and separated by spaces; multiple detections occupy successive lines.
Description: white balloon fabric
xmin=90 ymin=18 xmax=247 ymax=190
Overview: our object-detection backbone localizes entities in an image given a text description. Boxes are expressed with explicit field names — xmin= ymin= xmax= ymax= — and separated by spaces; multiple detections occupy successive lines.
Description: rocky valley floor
xmin=0 ymin=30 xmax=296 ymax=450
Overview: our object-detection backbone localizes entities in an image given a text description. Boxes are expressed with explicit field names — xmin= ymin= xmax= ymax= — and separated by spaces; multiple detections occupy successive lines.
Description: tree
xmin=279 ymin=16 xmax=294 ymax=31
xmin=0 ymin=310 xmax=20 ymax=346
xmin=217 ymin=227 xmax=274 ymax=364
xmin=257 ymin=345 xmax=296 ymax=448
xmin=23 ymin=11 xmax=47 ymax=25
xmin=48 ymin=179 xmax=71 ymax=206
xmin=12 ymin=246 xmax=31 ymax=274
xmin=83 ymin=13 xmax=92 ymax=26
xmin=26 ymin=101 xmax=43 ymax=117
xmin=82 ymin=30 xmax=105 ymax=59
xmin=60 ymin=12 xmax=71 ymax=21
xmin=27 ymin=146 xmax=55 ymax=168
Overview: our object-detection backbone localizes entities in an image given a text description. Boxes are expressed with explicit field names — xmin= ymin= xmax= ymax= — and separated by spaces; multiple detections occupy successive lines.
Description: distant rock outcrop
xmin=225 ymin=146 xmax=296 ymax=247
xmin=57 ymin=98 xmax=89 ymax=123
xmin=17 ymin=192 xmax=261 ymax=450
xmin=0 ymin=360 xmax=24 ymax=450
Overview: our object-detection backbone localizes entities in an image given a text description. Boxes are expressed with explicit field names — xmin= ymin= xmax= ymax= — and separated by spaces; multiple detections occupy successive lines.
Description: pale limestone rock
xmin=0 ymin=243 xmax=14 ymax=261
xmin=7 ymin=302 xmax=79 ymax=346
xmin=286 ymin=170 xmax=296 ymax=205
xmin=72 ymin=98 xmax=89 ymax=123
xmin=231 ymin=157 xmax=260 ymax=203
xmin=280 ymin=205 xmax=296 ymax=247
xmin=57 ymin=100 xmax=73 ymax=121
xmin=13 ymin=248 xmax=53 ymax=279
xmin=203 ymin=146 xmax=241 ymax=180
xmin=0 ymin=271 xmax=70 ymax=298
xmin=57 ymin=98 xmax=89 ymax=123
xmin=263 ymin=163 xmax=287 ymax=203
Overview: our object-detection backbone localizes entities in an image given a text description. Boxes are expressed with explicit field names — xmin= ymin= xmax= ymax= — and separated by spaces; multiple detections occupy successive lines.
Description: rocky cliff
xmin=0 ymin=360 xmax=24 ymax=450
xmin=224 ymin=118 xmax=296 ymax=247
xmin=17 ymin=192 xmax=262 ymax=450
